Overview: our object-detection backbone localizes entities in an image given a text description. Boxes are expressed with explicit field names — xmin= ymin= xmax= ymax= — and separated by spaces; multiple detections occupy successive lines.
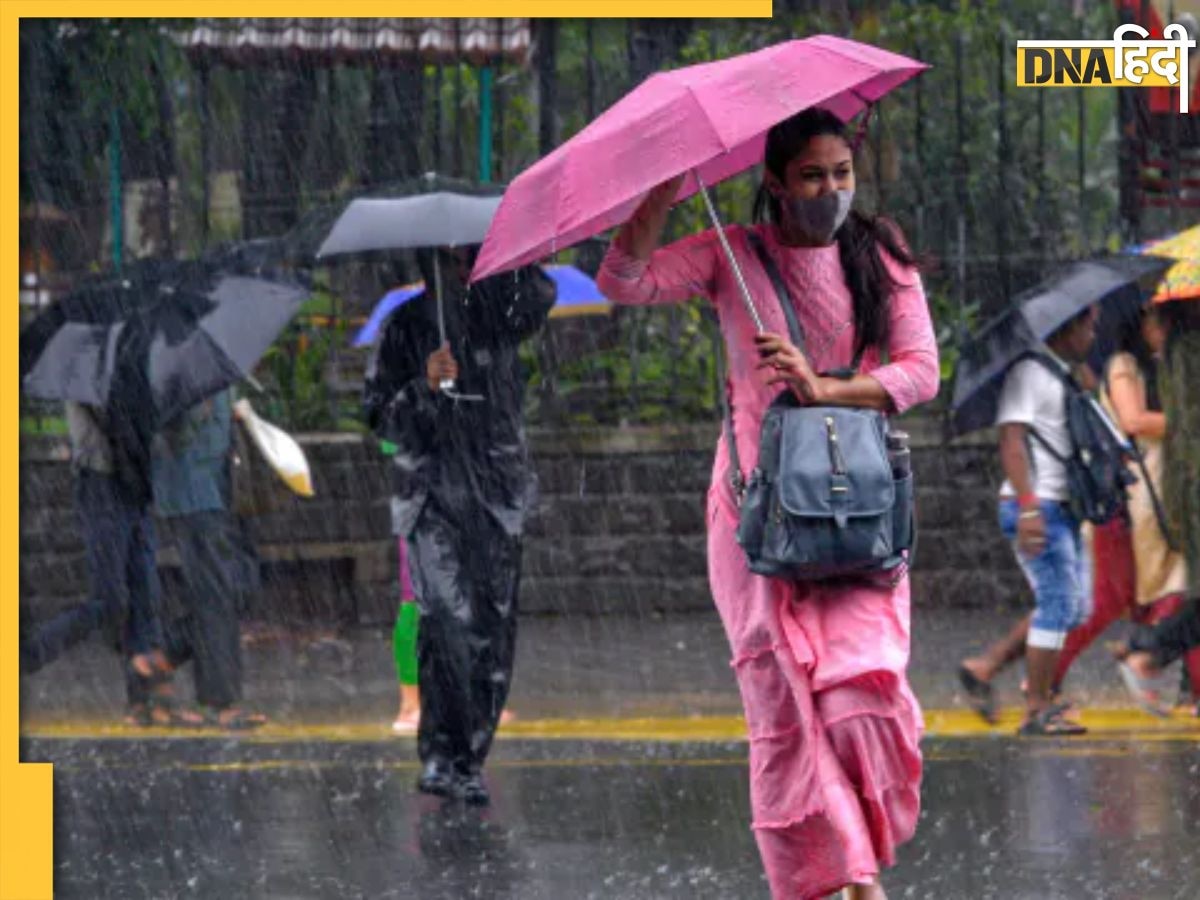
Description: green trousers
xmin=393 ymin=601 xmax=419 ymax=686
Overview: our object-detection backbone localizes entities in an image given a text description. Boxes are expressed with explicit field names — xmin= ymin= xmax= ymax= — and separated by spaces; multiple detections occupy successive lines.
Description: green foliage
xmin=529 ymin=303 xmax=721 ymax=426
xmin=255 ymin=291 xmax=349 ymax=432
xmin=20 ymin=415 xmax=69 ymax=437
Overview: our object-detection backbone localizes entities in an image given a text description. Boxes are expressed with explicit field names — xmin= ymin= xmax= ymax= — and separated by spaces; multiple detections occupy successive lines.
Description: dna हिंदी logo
xmin=1017 ymin=23 xmax=1196 ymax=113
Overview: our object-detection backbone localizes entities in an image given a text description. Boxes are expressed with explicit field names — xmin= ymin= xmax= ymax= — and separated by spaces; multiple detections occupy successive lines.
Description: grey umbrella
xmin=23 ymin=273 xmax=309 ymax=424
xmin=314 ymin=184 xmax=500 ymax=397
xmin=315 ymin=193 xmax=502 ymax=258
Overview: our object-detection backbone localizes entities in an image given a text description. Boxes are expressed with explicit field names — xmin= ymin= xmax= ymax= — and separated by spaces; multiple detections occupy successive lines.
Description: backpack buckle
xmin=730 ymin=470 xmax=746 ymax=507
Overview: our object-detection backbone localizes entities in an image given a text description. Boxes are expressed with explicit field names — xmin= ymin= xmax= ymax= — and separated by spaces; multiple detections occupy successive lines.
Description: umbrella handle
xmin=694 ymin=169 xmax=765 ymax=333
xmin=441 ymin=384 xmax=484 ymax=403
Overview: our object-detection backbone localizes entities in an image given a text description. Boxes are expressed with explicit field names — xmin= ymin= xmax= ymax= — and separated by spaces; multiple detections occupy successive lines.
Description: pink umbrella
xmin=471 ymin=35 xmax=928 ymax=328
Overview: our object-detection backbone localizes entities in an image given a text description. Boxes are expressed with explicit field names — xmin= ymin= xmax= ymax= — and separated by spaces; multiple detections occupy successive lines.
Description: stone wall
xmin=19 ymin=416 xmax=1028 ymax=628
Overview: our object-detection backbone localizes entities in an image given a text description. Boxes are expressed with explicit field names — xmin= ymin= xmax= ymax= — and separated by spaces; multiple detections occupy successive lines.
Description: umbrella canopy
xmin=351 ymin=283 xmax=426 ymax=348
xmin=299 ymin=174 xmax=507 ymax=387
xmin=544 ymin=264 xmax=612 ymax=319
xmin=22 ymin=269 xmax=309 ymax=424
xmin=350 ymin=264 xmax=609 ymax=347
xmin=291 ymin=172 xmax=501 ymax=261
xmin=472 ymin=35 xmax=928 ymax=281
xmin=949 ymin=255 xmax=1174 ymax=438
xmin=1138 ymin=224 xmax=1199 ymax=303
xmin=316 ymin=192 xmax=502 ymax=258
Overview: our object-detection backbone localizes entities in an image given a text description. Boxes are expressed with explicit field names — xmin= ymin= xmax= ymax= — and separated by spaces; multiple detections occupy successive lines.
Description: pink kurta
xmin=598 ymin=223 xmax=939 ymax=900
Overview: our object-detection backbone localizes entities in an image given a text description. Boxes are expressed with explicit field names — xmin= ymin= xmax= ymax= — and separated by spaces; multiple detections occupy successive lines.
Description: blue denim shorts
xmin=999 ymin=499 xmax=1092 ymax=650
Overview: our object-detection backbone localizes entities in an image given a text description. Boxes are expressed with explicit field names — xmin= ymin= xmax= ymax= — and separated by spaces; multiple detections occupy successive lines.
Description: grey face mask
xmin=780 ymin=189 xmax=854 ymax=244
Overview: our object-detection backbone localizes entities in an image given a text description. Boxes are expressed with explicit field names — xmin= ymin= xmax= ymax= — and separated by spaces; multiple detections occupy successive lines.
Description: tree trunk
xmin=367 ymin=65 xmax=425 ymax=186
xmin=150 ymin=50 xmax=176 ymax=257
xmin=537 ymin=20 xmax=558 ymax=155
xmin=198 ymin=63 xmax=211 ymax=246
xmin=626 ymin=19 xmax=693 ymax=87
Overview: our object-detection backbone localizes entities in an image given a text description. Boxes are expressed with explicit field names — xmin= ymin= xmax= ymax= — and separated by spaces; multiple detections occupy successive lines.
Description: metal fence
xmin=18 ymin=7 xmax=1194 ymax=430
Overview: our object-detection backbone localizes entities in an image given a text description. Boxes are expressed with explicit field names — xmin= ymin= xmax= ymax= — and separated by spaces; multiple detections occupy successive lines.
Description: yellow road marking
xmin=19 ymin=707 xmax=1200 ymax=744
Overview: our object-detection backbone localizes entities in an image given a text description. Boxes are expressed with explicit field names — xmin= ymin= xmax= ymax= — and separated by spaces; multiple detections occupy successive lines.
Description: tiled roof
xmin=177 ymin=18 xmax=532 ymax=66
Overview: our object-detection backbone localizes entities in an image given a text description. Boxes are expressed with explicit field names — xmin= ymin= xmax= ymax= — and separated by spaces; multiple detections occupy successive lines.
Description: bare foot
xmin=130 ymin=649 xmax=170 ymax=679
xmin=500 ymin=709 xmax=516 ymax=725
xmin=1124 ymin=651 xmax=1161 ymax=681
xmin=960 ymin=657 xmax=993 ymax=683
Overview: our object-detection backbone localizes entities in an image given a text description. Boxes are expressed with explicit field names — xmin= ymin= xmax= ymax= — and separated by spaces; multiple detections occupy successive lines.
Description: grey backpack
xmin=725 ymin=233 xmax=914 ymax=582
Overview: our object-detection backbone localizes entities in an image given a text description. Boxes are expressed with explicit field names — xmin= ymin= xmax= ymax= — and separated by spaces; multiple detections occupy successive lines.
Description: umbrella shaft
xmin=434 ymin=257 xmax=446 ymax=346
xmin=695 ymin=170 xmax=764 ymax=332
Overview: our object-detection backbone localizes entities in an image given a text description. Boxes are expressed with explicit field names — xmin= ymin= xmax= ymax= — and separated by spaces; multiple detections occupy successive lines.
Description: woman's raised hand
xmin=755 ymin=332 xmax=824 ymax=404
xmin=618 ymin=174 xmax=686 ymax=261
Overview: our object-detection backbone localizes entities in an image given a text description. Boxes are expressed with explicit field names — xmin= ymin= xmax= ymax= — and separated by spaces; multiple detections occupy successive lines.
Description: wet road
xmin=22 ymin=734 xmax=1200 ymax=900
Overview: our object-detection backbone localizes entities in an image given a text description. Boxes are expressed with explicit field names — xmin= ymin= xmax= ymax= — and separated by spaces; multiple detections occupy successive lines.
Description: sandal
xmin=392 ymin=709 xmax=420 ymax=734
xmin=123 ymin=695 xmax=205 ymax=729
xmin=1116 ymin=661 xmax=1172 ymax=718
xmin=145 ymin=693 xmax=207 ymax=728
xmin=958 ymin=664 xmax=998 ymax=724
xmin=201 ymin=706 xmax=267 ymax=731
xmin=1019 ymin=681 xmax=1079 ymax=722
xmin=1017 ymin=707 xmax=1088 ymax=736
xmin=123 ymin=703 xmax=154 ymax=727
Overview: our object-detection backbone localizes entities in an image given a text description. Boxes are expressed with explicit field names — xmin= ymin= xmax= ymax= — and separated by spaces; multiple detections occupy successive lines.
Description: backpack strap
xmin=1026 ymin=426 xmax=1068 ymax=461
xmin=1020 ymin=350 xmax=1080 ymax=462
xmin=1022 ymin=350 xmax=1081 ymax=391
xmin=1101 ymin=365 xmax=1179 ymax=551
xmin=722 ymin=229 xmax=870 ymax=505
xmin=746 ymin=230 xmax=807 ymax=357
xmin=745 ymin=230 xmax=866 ymax=375
xmin=1015 ymin=352 xmax=1074 ymax=482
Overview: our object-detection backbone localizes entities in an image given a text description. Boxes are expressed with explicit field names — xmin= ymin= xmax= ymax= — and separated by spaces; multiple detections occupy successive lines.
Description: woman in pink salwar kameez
xmin=597 ymin=109 xmax=939 ymax=900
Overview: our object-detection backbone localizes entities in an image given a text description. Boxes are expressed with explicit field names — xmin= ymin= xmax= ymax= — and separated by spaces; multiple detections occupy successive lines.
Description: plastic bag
xmin=231 ymin=399 xmax=314 ymax=517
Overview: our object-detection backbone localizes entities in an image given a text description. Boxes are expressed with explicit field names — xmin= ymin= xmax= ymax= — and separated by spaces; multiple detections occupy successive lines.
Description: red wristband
xmin=1017 ymin=493 xmax=1039 ymax=508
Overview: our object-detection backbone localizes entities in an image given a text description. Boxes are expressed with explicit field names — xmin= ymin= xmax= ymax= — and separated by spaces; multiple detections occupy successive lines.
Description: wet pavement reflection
xmin=22 ymin=735 xmax=1199 ymax=899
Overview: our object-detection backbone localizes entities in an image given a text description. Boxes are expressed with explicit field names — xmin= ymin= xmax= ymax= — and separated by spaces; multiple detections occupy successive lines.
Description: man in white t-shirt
xmin=958 ymin=306 xmax=1099 ymax=736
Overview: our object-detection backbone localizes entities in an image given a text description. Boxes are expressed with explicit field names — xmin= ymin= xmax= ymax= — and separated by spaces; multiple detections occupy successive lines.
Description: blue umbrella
xmin=351 ymin=283 xmax=426 ymax=348
xmin=351 ymin=265 xmax=610 ymax=347
xmin=543 ymin=265 xmax=612 ymax=319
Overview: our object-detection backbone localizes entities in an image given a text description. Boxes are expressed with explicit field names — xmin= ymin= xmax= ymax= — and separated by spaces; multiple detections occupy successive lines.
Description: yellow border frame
xmin=2 ymin=5 xmax=770 ymax=897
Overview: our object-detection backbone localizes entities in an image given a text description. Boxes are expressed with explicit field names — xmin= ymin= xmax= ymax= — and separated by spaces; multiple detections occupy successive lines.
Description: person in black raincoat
xmin=364 ymin=245 xmax=555 ymax=805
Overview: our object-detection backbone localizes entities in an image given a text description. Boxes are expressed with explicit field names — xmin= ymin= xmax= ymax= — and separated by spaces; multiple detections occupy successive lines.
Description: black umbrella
xmin=949 ymin=255 xmax=1174 ymax=437
xmin=22 ymin=265 xmax=309 ymax=423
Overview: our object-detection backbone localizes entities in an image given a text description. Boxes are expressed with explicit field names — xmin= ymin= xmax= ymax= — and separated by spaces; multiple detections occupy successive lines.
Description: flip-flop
xmin=1117 ymin=661 xmax=1171 ymax=718
xmin=391 ymin=717 xmax=418 ymax=735
xmin=1020 ymin=680 xmax=1076 ymax=718
xmin=958 ymin=665 xmax=998 ymax=724
xmin=123 ymin=704 xmax=153 ymax=727
xmin=145 ymin=695 xmax=207 ymax=729
xmin=1017 ymin=707 xmax=1088 ymax=736
xmin=201 ymin=707 xmax=268 ymax=731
